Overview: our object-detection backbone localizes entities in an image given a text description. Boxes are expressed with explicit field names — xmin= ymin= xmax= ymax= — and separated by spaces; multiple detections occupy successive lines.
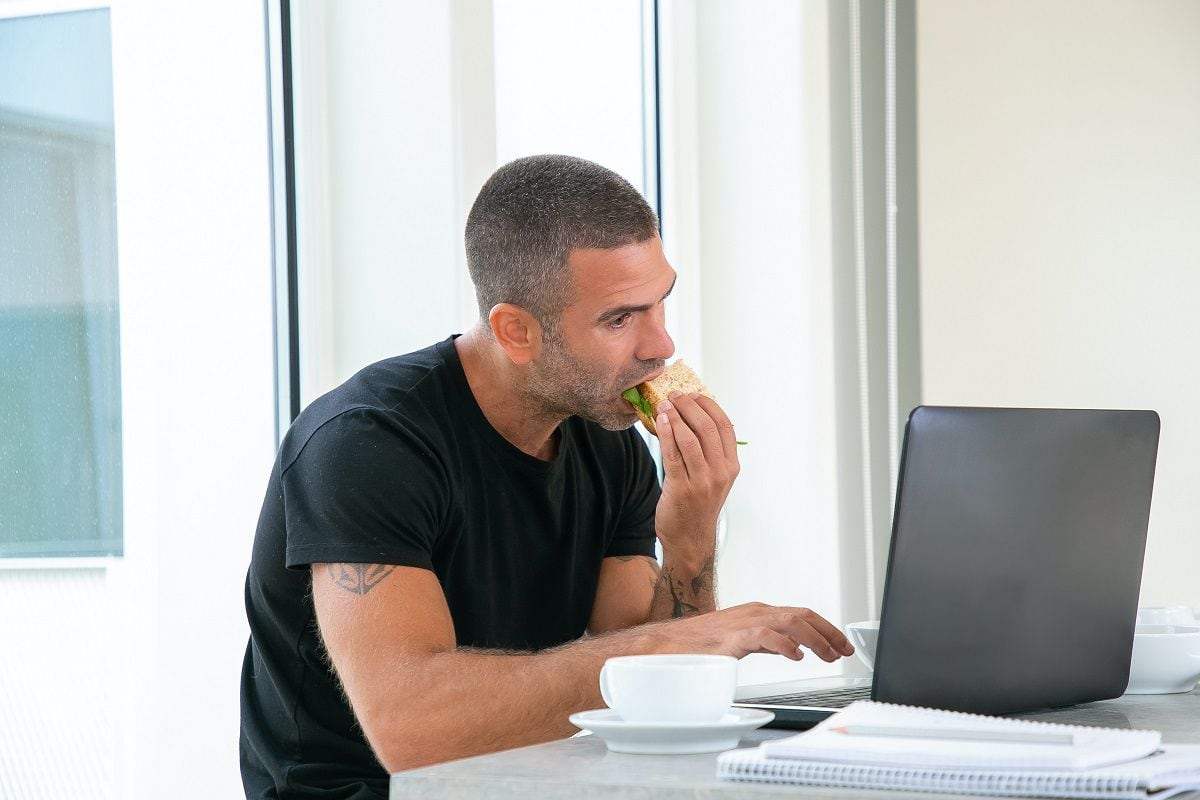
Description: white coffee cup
xmin=1136 ymin=605 xmax=1197 ymax=627
xmin=845 ymin=620 xmax=880 ymax=670
xmin=599 ymin=654 xmax=737 ymax=724
xmin=1125 ymin=624 xmax=1200 ymax=694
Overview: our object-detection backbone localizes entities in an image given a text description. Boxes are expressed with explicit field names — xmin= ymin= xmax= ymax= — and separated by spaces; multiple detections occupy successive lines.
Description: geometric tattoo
xmin=327 ymin=563 xmax=396 ymax=596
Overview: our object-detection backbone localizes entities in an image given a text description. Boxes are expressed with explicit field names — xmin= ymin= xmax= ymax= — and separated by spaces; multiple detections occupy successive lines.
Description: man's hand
xmin=647 ymin=602 xmax=856 ymax=663
xmin=650 ymin=391 xmax=740 ymax=618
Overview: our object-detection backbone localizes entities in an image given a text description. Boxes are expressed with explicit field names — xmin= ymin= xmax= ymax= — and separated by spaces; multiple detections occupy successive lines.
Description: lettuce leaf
xmin=622 ymin=387 xmax=655 ymax=420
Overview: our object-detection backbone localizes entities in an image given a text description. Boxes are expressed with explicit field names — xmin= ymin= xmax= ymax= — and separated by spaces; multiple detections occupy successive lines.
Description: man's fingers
xmin=670 ymin=392 xmax=726 ymax=462
xmin=737 ymin=627 xmax=804 ymax=661
xmin=722 ymin=603 xmax=854 ymax=660
xmin=769 ymin=609 xmax=855 ymax=661
xmin=657 ymin=399 xmax=705 ymax=479
xmin=692 ymin=394 xmax=740 ymax=465
xmin=655 ymin=402 xmax=690 ymax=481
xmin=662 ymin=603 xmax=856 ymax=664
xmin=794 ymin=609 xmax=856 ymax=658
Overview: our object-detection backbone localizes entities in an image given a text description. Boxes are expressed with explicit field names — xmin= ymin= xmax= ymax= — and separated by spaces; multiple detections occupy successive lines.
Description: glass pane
xmin=0 ymin=9 xmax=122 ymax=558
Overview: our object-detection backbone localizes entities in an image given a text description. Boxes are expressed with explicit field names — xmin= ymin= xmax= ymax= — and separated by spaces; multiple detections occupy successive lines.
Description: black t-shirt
xmin=239 ymin=336 xmax=660 ymax=799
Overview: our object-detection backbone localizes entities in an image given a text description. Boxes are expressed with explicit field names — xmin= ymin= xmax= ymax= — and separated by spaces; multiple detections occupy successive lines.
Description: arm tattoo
xmin=666 ymin=566 xmax=702 ymax=618
xmin=652 ymin=555 xmax=716 ymax=619
xmin=327 ymin=563 xmax=396 ymax=596
xmin=690 ymin=555 xmax=715 ymax=597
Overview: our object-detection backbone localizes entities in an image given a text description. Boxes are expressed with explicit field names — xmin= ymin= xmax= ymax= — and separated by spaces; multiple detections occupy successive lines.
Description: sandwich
xmin=621 ymin=360 xmax=714 ymax=437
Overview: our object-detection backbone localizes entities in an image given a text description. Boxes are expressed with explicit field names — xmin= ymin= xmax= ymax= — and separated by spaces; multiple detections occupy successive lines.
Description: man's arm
xmin=313 ymin=561 xmax=853 ymax=773
xmin=590 ymin=390 xmax=736 ymax=629
xmin=587 ymin=555 xmax=659 ymax=634
xmin=649 ymin=391 xmax=735 ymax=615
xmin=588 ymin=552 xmax=713 ymax=633
xmin=652 ymin=551 xmax=715 ymax=619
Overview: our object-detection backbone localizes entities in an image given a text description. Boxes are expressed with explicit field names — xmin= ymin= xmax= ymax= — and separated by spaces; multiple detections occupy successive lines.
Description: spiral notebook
xmin=717 ymin=702 xmax=1200 ymax=799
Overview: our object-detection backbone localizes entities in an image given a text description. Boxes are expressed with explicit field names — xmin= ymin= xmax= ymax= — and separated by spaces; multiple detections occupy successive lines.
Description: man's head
xmin=466 ymin=155 xmax=675 ymax=430
xmin=465 ymin=154 xmax=660 ymax=337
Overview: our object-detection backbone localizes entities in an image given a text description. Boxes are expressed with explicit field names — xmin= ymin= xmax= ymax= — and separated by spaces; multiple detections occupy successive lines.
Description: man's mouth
xmin=632 ymin=366 xmax=664 ymax=388
xmin=618 ymin=368 xmax=664 ymax=413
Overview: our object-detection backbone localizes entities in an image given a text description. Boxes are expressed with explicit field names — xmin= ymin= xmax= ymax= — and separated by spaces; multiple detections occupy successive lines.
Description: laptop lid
xmin=871 ymin=406 xmax=1160 ymax=714
xmin=735 ymin=406 xmax=1159 ymax=726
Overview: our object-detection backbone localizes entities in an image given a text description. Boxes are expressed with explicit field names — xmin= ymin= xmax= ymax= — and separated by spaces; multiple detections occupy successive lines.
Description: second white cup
xmin=599 ymin=654 xmax=737 ymax=724
xmin=1136 ymin=605 xmax=1197 ymax=627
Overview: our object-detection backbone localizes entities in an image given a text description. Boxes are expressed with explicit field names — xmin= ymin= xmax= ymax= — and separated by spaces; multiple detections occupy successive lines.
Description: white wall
xmin=322 ymin=3 xmax=465 ymax=392
xmin=0 ymin=569 xmax=113 ymax=796
xmin=917 ymin=0 xmax=1200 ymax=610
xmin=111 ymin=1 xmax=275 ymax=797
xmin=492 ymin=0 xmax=646 ymax=192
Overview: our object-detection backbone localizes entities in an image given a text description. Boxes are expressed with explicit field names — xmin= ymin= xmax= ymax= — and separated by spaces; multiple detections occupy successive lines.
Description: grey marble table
xmin=391 ymin=690 xmax=1200 ymax=799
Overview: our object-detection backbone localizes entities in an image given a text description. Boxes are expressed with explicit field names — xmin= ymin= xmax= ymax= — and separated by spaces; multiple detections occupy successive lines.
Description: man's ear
xmin=488 ymin=303 xmax=543 ymax=366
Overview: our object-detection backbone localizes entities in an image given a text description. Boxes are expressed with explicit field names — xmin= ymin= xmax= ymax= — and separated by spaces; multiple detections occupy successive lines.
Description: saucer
xmin=568 ymin=707 xmax=774 ymax=754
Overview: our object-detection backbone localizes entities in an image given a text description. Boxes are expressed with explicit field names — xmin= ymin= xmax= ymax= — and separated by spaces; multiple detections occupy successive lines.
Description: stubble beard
xmin=523 ymin=331 xmax=663 ymax=431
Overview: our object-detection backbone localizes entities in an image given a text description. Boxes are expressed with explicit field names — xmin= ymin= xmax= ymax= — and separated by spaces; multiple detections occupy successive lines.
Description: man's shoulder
xmin=280 ymin=338 xmax=461 ymax=466
xmin=344 ymin=339 xmax=454 ymax=400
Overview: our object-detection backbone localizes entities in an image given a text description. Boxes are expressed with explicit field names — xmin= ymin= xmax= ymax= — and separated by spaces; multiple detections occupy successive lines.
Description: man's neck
xmin=454 ymin=328 xmax=563 ymax=461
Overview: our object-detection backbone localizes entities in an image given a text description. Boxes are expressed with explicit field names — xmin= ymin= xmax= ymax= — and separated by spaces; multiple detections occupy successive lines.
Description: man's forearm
xmin=364 ymin=626 xmax=657 ymax=772
xmin=355 ymin=591 xmax=850 ymax=774
xmin=649 ymin=552 xmax=716 ymax=620
xmin=388 ymin=551 xmax=721 ymax=768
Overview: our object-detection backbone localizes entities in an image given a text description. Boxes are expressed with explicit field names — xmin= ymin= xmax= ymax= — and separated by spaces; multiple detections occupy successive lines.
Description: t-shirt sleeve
xmin=281 ymin=407 xmax=446 ymax=571
xmin=605 ymin=429 xmax=661 ymax=559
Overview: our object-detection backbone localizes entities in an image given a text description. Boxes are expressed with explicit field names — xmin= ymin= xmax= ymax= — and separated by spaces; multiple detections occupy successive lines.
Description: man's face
xmin=523 ymin=237 xmax=677 ymax=430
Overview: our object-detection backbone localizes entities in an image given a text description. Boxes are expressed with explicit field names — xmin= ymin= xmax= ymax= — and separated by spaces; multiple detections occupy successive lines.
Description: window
xmin=283 ymin=0 xmax=651 ymax=409
xmin=0 ymin=9 xmax=121 ymax=558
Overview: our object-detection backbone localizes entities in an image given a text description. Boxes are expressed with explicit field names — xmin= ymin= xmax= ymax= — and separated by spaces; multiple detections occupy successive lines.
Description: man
xmin=240 ymin=154 xmax=853 ymax=799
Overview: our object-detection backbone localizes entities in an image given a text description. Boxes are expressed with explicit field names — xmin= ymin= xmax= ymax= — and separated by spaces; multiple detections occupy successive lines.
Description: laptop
xmin=735 ymin=405 xmax=1160 ymax=728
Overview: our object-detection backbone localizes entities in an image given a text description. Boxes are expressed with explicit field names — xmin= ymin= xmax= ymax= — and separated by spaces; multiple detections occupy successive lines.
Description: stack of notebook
xmin=717 ymin=701 xmax=1200 ymax=799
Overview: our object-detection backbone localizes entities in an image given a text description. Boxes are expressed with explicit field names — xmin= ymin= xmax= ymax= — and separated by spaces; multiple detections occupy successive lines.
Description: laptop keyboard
xmin=740 ymin=685 xmax=873 ymax=708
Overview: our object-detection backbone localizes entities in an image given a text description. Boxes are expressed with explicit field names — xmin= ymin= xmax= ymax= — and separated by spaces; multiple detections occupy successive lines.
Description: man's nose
xmin=638 ymin=314 xmax=675 ymax=362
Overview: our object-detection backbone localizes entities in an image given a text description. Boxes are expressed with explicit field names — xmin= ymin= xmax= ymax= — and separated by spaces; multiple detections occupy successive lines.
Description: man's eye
xmin=609 ymin=313 xmax=633 ymax=329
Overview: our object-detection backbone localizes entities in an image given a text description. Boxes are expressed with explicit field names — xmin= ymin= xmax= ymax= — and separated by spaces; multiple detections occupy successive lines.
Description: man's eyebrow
xmin=598 ymin=276 xmax=677 ymax=321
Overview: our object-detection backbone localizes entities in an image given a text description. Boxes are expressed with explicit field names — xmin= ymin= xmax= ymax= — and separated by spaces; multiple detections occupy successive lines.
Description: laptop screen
xmin=872 ymin=406 xmax=1160 ymax=715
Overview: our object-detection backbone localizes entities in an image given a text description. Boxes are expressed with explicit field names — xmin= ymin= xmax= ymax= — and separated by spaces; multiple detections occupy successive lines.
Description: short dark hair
xmin=464 ymin=154 xmax=660 ymax=333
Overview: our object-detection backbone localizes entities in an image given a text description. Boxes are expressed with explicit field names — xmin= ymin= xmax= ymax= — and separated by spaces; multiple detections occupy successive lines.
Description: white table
xmin=391 ymin=690 xmax=1200 ymax=799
